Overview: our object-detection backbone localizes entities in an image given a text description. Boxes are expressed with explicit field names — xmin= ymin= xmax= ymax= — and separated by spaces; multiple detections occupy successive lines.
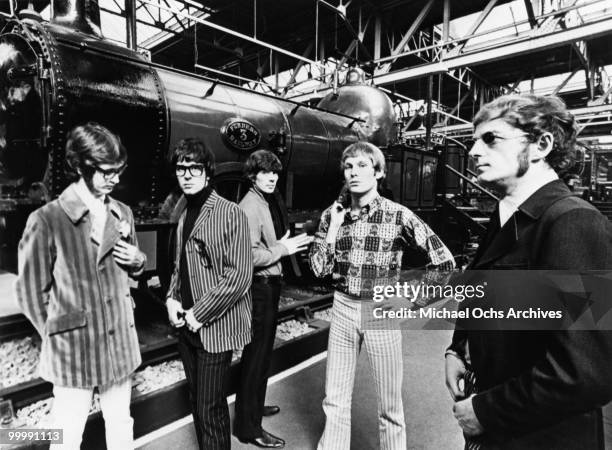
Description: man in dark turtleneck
xmin=165 ymin=138 xmax=253 ymax=450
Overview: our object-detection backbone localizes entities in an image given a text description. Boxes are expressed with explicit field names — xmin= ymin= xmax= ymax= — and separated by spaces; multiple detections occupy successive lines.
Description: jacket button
xmin=109 ymin=329 xmax=115 ymax=335
xmin=105 ymin=297 xmax=112 ymax=303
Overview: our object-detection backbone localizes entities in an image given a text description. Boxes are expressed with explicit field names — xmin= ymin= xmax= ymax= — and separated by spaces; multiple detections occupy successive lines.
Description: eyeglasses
xmin=474 ymin=131 xmax=529 ymax=146
xmin=94 ymin=164 xmax=127 ymax=181
xmin=175 ymin=164 xmax=205 ymax=177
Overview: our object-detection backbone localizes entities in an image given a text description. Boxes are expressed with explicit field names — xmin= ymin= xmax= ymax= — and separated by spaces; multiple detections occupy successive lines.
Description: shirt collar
xmin=59 ymin=180 xmax=122 ymax=223
xmin=347 ymin=194 xmax=383 ymax=221
xmin=499 ymin=169 xmax=558 ymax=214
xmin=249 ymin=187 xmax=268 ymax=205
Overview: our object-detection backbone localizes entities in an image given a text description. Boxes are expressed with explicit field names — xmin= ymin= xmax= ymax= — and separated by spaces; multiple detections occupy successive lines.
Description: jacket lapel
xmin=186 ymin=191 xmax=219 ymax=242
xmin=97 ymin=201 xmax=123 ymax=263
xmin=58 ymin=184 xmax=88 ymax=224
xmin=174 ymin=212 xmax=186 ymax=268
xmin=471 ymin=179 xmax=572 ymax=268
xmin=473 ymin=212 xmax=521 ymax=268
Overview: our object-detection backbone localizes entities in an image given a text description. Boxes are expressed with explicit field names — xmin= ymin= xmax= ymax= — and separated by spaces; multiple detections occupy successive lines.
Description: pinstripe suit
xmin=15 ymin=183 xmax=142 ymax=388
xmin=168 ymin=190 xmax=252 ymax=449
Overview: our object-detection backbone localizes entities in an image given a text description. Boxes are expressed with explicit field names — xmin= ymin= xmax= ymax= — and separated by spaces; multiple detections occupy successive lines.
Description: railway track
xmin=0 ymin=285 xmax=333 ymax=446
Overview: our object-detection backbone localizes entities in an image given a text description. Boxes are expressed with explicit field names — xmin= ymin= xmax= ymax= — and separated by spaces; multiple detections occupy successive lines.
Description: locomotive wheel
xmin=212 ymin=163 xmax=301 ymax=277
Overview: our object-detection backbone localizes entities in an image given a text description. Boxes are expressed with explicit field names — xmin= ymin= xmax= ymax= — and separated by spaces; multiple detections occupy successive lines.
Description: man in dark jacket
xmin=445 ymin=94 xmax=612 ymax=449
xmin=165 ymin=139 xmax=253 ymax=450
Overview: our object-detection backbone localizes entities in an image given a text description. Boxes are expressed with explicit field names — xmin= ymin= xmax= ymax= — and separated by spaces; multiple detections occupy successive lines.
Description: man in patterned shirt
xmin=310 ymin=141 xmax=455 ymax=450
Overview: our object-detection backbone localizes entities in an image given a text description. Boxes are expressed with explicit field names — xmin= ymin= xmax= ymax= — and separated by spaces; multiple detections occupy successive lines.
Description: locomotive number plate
xmin=221 ymin=118 xmax=261 ymax=151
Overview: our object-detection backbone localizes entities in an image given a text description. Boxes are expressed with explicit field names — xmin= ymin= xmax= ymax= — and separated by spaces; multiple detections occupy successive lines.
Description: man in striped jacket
xmin=165 ymin=138 xmax=253 ymax=450
xmin=15 ymin=123 xmax=146 ymax=450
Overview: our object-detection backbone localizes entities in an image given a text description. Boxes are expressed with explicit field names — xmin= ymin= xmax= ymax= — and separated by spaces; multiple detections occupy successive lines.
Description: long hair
xmin=474 ymin=94 xmax=578 ymax=172
xmin=65 ymin=123 xmax=126 ymax=181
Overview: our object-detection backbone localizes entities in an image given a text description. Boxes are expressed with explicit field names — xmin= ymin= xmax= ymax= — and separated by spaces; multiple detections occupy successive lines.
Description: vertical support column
xmin=589 ymin=147 xmax=597 ymax=198
xmin=125 ymin=0 xmax=137 ymax=50
xmin=274 ymin=54 xmax=279 ymax=91
xmin=442 ymin=0 xmax=451 ymax=44
xmin=374 ymin=14 xmax=382 ymax=61
xmin=425 ymin=26 xmax=434 ymax=152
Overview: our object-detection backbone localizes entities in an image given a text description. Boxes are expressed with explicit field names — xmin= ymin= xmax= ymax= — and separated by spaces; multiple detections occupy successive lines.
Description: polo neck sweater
xmin=180 ymin=186 xmax=213 ymax=309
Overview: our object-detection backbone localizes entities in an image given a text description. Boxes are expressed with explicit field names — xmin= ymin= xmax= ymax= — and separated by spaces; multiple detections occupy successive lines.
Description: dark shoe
xmin=262 ymin=405 xmax=280 ymax=417
xmin=238 ymin=429 xmax=285 ymax=448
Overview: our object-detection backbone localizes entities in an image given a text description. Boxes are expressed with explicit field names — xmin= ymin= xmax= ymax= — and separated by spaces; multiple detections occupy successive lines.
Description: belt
xmin=253 ymin=275 xmax=282 ymax=285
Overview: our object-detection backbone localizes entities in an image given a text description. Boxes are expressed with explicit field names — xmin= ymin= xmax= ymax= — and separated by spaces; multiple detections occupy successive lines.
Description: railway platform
xmin=136 ymin=328 xmax=463 ymax=450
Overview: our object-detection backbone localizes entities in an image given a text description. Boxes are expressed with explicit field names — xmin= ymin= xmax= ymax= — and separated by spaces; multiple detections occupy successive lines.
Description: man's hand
xmin=453 ymin=395 xmax=484 ymax=437
xmin=325 ymin=201 xmax=346 ymax=244
xmin=279 ymin=231 xmax=314 ymax=255
xmin=113 ymin=240 xmax=145 ymax=268
xmin=166 ymin=298 xmax=185 ymax=328
xmin=329 ymin=201 xmax=346 ymax=229
xmin=185 ymin=309 xmax=203 ymax=333
xmin=445 ymin=353 xmax=467 ymax=401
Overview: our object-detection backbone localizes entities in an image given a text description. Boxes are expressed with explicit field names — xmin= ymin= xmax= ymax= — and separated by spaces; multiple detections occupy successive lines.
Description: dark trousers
xmin=177 ymin=328 xmax=232 ymax=450
xmin=234 ymin=281 xmax=281 ymax=439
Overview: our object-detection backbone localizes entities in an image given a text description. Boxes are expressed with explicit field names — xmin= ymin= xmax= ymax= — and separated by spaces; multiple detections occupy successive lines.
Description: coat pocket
xmin=46 ymin=311 xmax=88 ymax=336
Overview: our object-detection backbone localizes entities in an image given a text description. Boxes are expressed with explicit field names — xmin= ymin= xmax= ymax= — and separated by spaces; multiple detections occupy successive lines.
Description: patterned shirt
xmin=309 ymin=195 xmax=455 ymax=299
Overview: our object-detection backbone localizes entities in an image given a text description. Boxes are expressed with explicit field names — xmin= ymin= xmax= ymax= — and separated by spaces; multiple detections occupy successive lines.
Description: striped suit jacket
xmin=168 ymin=191 xmax=253 ymax=352
xmin=15 ymin=183 xmax=142 ymax=388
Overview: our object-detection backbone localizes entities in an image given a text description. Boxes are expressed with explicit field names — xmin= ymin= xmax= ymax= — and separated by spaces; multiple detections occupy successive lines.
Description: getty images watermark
xmin=360 ymin=270 xmax=612 ymax=331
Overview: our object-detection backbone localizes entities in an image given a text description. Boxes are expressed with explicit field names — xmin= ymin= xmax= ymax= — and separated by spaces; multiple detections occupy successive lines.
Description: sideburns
xmin=516 ymin=147 xmax=530 ymax=177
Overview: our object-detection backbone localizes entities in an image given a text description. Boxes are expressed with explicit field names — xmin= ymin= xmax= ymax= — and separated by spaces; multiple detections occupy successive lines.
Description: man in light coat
xmin=16 ymin=123 xmax=146 ymax=450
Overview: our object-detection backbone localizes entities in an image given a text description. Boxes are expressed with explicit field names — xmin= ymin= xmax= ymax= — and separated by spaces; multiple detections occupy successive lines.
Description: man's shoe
xmin=239 ymin=429 xmax=285 ymax=448
xmin=262 ymin=405 xmax=280 ymax=417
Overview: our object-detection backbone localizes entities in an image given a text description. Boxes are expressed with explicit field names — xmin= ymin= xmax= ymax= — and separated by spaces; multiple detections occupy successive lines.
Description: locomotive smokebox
xmin=0 ymin=33 xmax=44 ymax=185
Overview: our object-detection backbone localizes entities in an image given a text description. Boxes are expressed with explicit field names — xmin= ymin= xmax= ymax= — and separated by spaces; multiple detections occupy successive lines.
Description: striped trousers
xmin=318 ymin=292 xmax=406 ymax=450
xmin=177 ymin=327 xmax=232 ymax=450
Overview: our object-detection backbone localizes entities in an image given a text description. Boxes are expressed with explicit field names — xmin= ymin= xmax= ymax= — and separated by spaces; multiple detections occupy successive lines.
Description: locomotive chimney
xmin=52 ymin=0 xmax=103 ymax=38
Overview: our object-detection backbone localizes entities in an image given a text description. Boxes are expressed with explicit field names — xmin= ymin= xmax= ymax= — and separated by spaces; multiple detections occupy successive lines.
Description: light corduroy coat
xmin=15 ymin=183 xmax=142 ymax=388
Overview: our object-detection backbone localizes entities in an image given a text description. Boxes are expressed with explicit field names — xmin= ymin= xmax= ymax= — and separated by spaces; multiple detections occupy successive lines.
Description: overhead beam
xmin=403 ymin=104 xmax=612 ymax=138
xmin=453 ymin=0 xmax=498 ymax=54
xmin=289 ymin=17 xmax=612 ymax=102
xmin=140 ymin=0 xmax=324 ymax=67
xmin=379 ymin=87 xmax=470 ymax=125
xmin=374 ymin=17 xmax=612 ymax=87
xmin=588 ymin=83 xmax=612 ymax=107
xmin=318 ymin=0 xmax=373 ymax=62
xmin=377 ymin=0 xmax=434 ymax=73
xmin=281 ymin=42 xmax=314 ymax=96
xmin=524 ymin=0 xmax=537 ymax=28
xmin=552 ymin=67 xmax=580 ymax=95
xmin=337 ymin=39 xmax=360 ymax=69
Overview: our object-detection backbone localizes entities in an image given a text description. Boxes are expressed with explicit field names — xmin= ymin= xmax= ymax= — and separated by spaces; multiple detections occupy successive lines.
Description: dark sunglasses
xmin=175 ymin=164 xmax=205 ymax=177
xmin=94 ymin=164 xmax=127 ymax=181
xmin=475 ymin=131 xmax=528 ymax=146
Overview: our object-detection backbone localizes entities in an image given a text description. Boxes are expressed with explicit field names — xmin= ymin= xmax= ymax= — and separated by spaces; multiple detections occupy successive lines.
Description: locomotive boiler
xmin=0 ymin=0 xmax=397 ymax=274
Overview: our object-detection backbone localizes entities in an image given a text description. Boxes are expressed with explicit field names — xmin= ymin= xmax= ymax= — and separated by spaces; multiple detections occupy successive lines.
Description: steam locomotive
xmin=0 ymin=0 xmax=398 ymax=276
